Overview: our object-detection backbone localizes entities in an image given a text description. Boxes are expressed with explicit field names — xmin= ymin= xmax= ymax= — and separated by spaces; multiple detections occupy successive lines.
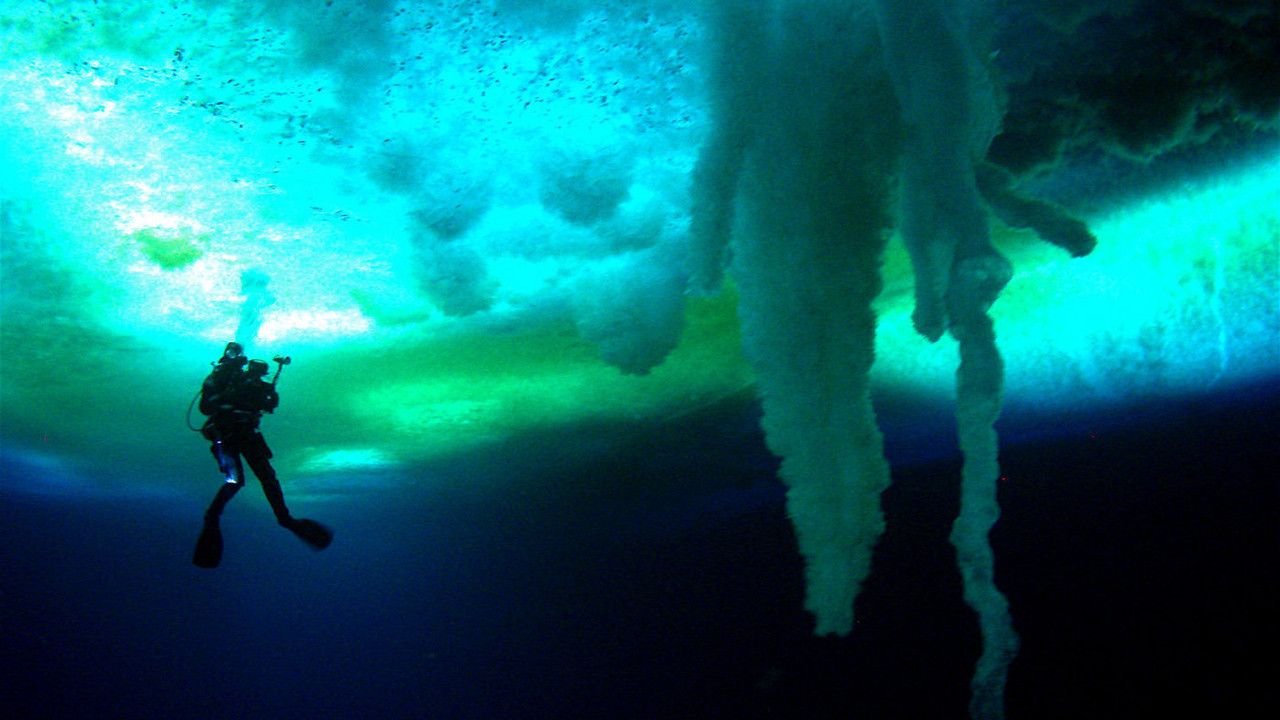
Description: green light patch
xmin=131 ymin=227 xmax=207 ymax=270
xmin=297 ymin=447 xmax=396 ymax=474
xmin=271 ymin=290 xmax=753 ymax=470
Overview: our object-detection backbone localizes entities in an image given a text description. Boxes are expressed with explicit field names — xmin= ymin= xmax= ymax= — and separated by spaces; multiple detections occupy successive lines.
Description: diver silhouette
xmin=193 ymin=341 xmax=332 ymax=568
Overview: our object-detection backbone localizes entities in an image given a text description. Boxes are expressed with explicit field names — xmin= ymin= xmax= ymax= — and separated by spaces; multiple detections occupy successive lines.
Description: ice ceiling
xmin=1 ymin=1 xmax=1278 ymax=717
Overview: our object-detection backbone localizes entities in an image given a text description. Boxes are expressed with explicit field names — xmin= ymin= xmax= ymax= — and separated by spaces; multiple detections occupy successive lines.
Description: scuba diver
xmin=193 ymin=341 xmax=332 ymax=568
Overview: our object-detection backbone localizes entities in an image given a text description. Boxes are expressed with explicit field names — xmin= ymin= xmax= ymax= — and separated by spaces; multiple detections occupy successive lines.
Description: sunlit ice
xmin=0 ymin=4 xmax=1276 ymax=494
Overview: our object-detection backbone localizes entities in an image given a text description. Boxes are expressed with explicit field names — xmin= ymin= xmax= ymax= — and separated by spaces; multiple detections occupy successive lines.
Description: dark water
xmin=2 ymin=383 xmax=1276 ymax=719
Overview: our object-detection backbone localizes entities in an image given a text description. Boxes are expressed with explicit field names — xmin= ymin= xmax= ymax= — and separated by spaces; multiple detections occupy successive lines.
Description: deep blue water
xmin=2 ymin=382 xmax=1277 ymax=719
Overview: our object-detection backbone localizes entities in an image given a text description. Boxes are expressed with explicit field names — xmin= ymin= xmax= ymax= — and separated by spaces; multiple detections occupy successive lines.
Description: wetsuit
xmin=200 ymin=364 xmax=292 ymax=525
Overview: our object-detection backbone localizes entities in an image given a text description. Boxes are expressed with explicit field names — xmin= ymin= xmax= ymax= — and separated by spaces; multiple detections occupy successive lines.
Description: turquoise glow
xmin=2 ymin=1 xmax=1280 ymax=491
xmin=2 ymin=2 xmax=1278 ymax=495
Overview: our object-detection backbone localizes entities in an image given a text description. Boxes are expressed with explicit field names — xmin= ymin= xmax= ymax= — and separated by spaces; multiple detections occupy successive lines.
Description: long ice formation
xmin=694 ymin=0 xmax=901 ymax=636
xmin=693 ymin=1 xmax=1095 ymax=716
xmin=871 ymin=2 xmax=1021 ymax=717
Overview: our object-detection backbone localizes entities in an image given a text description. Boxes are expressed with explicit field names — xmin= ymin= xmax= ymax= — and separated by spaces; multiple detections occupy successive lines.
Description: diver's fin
xmin=193 ymin=517 xmax=223 ymax=568
xmin=286 ymin=518 xmax=333 ymax=551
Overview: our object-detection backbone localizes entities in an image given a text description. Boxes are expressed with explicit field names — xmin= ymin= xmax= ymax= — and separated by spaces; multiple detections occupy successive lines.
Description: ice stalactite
xmin=695 ymin=0 xmax=1095 ymax=716
xmin=870 ymin=1 xmax=1020 ymax=717
xmin=685 ymin=1 xmax=761 ymax=297
xmin=869 ymin=0 xmax=1008 ymax=343
xmin=975 ymin=162 xmax=1097 ymax=259
xmin=948 ymin=281 xmax=1019 ymax=720
xmin=693 ymin=0 xmax=902 ymax=636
